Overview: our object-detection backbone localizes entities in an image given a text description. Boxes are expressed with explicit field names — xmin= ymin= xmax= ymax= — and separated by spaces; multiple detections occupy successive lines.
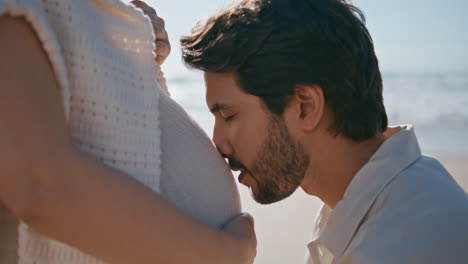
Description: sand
xmin=440 ymin=157 xmax=468 ymax=190
xmin=242 ymin=156 xmax=468 ymax=264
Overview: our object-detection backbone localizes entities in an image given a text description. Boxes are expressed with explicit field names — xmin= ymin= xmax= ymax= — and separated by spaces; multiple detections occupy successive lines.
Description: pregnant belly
xmin=158 ymin=94 xmax=241 ymax=229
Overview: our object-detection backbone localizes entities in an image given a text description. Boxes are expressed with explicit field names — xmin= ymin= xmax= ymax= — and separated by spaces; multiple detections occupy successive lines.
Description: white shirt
xmin=307 ymin=126 xmax=468 ymax=264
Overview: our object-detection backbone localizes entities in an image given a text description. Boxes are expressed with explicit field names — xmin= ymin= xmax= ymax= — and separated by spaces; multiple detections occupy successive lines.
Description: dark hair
xmin=181 ymin=0 xmax=387 ymax=141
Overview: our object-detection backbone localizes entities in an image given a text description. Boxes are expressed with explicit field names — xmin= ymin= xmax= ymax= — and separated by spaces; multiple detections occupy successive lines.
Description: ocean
xmin=151 ymin=0 xmax=468 ymax=260
xmin=166 ymin=71 xmax=468 ymax=263
xmin=168 ymin=71 xmax=468 ymax=157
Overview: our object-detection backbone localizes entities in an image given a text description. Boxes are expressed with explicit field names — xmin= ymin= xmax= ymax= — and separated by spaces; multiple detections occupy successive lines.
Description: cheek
xmin=231 ymin=115 xmax=267 ymax=162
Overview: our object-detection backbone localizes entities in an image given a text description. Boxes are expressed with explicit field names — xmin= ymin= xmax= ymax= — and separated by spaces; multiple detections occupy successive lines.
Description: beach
xmin=440 ymin=157 xmax=468 ymax=190
xmin=241 ymin=157 xmax=468 ymax=264
xmin=168 ymin=73 xmax=468 ymax=263
xmin=155 ymin=0 xmax=468 ymax=259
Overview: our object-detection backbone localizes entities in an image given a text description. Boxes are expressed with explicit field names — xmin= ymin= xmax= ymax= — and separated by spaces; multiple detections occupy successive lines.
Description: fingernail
xmin=241 ymin=212 xmax=254 ymax=223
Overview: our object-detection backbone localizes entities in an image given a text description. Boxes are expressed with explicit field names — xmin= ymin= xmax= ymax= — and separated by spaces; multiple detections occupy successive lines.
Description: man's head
xmin=181 ymin=0 xmax=387 ymax=204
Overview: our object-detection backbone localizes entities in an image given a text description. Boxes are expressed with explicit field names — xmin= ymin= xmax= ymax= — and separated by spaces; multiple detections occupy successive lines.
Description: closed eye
xmin=224 ymin=115 xmax=236 ymax=122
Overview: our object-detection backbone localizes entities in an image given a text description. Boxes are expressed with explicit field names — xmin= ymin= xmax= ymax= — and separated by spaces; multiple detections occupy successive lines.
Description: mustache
xmin=227 ymin=157 xmax=247 ymax=171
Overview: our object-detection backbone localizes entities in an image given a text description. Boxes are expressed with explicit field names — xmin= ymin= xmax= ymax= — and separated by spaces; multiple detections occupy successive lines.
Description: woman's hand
xmin=223 ymin=213 xmax=257 ymax=264
xmin=131 ymin=0 xmax=171 ymax=65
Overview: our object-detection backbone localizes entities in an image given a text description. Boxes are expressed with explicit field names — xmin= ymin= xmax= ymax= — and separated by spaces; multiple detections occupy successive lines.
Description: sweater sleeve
xmin=0 ymin=0 xmax=71 ymax=121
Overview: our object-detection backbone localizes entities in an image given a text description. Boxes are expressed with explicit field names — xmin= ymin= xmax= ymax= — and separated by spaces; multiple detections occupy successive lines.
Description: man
xmin=181 ymin=0 xmax=468 ymax=263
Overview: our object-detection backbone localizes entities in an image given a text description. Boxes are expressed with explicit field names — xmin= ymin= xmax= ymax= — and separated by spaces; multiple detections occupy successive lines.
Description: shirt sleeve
xmin=0 ymin=0 xmax=71 ymax=121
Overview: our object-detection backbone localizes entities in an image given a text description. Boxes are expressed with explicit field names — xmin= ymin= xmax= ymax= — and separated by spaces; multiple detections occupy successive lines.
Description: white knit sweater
xmin=0 ymin=0 xmax=241 ymax=263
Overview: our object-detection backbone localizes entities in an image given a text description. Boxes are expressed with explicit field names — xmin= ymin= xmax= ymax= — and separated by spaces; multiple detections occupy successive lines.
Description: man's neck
xmin=301 ymin=133 xmax=387 ymax=208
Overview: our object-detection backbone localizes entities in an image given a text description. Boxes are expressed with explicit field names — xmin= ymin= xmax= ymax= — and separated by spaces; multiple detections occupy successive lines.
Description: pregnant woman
xmin=0 ymin=0 xmax=255 ymax=263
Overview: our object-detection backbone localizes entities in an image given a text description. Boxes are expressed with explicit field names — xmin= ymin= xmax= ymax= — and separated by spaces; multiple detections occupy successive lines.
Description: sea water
xmin=169 ymin=71 xmax=468 ymax=157
xmin=167 ymin=71 xmax=468 ymax=264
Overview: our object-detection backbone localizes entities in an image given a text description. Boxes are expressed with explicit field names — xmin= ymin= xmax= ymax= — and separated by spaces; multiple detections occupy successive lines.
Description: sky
xmin=144 ymin=0 xmax=468 ymax=76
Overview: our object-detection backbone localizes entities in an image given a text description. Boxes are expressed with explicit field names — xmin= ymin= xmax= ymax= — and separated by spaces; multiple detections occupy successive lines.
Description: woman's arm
xmin=0 ymin=16 xmax=255 ymax=264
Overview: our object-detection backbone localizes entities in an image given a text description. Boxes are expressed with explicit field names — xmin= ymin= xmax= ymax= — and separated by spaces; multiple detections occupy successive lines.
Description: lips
xmin=230 ymin=167 xmax=247 ymax=184
xmin=238 ymin=170 xmax=247 ymax=184
xmin=227 ymin=158 xmax=249 ymax=185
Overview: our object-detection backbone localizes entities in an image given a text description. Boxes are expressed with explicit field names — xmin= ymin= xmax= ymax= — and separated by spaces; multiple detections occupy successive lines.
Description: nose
xmin=212 ymin=120 xmax=233 ymax=157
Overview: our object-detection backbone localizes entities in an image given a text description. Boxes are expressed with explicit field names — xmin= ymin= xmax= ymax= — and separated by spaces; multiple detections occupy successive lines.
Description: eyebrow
xmin=210 ymin=103 xmax=231 ymax=113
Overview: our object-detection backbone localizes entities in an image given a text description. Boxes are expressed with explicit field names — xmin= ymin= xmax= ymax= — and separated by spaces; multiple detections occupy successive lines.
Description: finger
xmin=155 ymin=41 xmax=171 ymax=65
xmin=223 ymin=213 xmax=255 ymax=236
xmin=153 ymin=25 xmax=169 ymax=42
xmin=155 ymin=66 xmax=165 ymax=81
xmin=130 ymin=0 xmax=157 ymax=15
xmin=225 ymin=213 xmax=257 ymax=255
xmin=147 ymin=13 xmax=165 ymax=28
xmin=223 ymin=213 xmax=257 ymax=263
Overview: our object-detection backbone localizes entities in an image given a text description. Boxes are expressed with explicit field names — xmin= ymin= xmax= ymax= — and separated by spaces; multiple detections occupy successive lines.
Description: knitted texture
xmin=1 ymin=0 xmax=164 ymax=263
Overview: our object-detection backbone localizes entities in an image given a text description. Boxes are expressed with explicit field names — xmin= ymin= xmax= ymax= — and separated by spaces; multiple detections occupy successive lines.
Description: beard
xmin=249 ymin=113 xmax=310 ymax=204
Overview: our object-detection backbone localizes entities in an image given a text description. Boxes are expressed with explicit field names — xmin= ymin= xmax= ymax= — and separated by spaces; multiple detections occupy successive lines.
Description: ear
xmin=292 ymin=84 xmax=325 ymax=131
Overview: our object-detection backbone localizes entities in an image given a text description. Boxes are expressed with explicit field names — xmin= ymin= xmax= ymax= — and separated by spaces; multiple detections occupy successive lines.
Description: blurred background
xmin=145 ymin=0 xmax=468 ymax=263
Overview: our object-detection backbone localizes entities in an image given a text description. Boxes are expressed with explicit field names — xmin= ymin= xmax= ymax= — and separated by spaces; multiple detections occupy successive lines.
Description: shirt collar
xmin=312 ymin=125 xmax=422 ymax=257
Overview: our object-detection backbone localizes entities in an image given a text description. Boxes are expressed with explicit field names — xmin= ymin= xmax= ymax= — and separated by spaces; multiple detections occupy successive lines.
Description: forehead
xmin=204 ymin=72 xmax=246 ymax=107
